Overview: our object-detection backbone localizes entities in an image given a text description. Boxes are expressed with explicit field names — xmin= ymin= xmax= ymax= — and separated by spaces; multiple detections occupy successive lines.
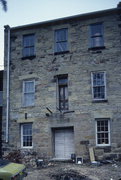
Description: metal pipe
xmin=4 ymin=25 xmax=10 ymax=143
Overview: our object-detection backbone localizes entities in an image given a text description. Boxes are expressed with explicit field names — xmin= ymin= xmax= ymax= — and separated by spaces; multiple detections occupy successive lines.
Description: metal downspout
xmin=5 ymin=25 xmax=10 ymax=143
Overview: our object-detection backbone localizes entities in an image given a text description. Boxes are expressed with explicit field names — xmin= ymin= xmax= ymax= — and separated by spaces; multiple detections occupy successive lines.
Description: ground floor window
xmin=96 ymin=118 xmax=110 ymax=146
xmin=21 ymin=123 xmax=33 ymax=148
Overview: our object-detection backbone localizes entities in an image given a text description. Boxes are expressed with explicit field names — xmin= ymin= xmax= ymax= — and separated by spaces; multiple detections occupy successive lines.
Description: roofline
xmin=5 ymin=7 xmax=119 ymax=31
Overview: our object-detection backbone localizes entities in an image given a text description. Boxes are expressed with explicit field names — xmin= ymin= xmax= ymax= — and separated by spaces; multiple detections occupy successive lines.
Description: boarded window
xmin=55 ymin=28 xmax=68 ymax=53
xmin=23 ymin=34 xmax=35 ymax=57
xmin=90 ymin=23 xmax=104 ymax=48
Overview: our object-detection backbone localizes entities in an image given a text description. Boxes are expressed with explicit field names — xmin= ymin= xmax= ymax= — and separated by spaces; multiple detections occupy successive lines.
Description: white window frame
xmin=21 ymin=123 xmax=33 ymax=149
xmin=22 ymin=80 xmax=35 ymax=107
xmin=91 ymin=71 xmax=107 ymax=101
xmin=95 ymin=119 xmax=111 ymax=147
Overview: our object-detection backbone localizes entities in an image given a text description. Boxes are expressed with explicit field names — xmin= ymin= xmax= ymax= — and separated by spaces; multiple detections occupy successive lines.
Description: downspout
xmin=4 ymin=25 xmax=10 ymax=143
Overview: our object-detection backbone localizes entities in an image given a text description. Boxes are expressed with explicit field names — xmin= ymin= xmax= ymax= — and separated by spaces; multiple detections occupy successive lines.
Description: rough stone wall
xmin=2 ymin=10 xmax=121 ymax=161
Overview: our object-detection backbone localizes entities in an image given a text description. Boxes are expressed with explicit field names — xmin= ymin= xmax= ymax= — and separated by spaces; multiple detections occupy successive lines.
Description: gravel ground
xmin=24 ymin=162 xmax=121 ymax=180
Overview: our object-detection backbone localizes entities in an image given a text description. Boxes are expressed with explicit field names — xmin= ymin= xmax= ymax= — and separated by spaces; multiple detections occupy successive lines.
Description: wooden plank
xmin=89 ymin=147 xmax=95 ymax=162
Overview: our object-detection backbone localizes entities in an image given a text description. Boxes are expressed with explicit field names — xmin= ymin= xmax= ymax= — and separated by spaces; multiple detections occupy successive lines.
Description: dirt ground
xmin=24 ymin=161 xmax=121 ymax=180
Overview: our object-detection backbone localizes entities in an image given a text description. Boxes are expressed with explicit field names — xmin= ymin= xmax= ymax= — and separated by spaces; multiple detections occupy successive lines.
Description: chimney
xmin=117 ymin=2 xmax=121 ymax=8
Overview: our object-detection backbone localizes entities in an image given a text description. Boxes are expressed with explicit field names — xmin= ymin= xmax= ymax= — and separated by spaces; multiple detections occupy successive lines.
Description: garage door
xmin=54 ymin=128 xmax=74 ymax=159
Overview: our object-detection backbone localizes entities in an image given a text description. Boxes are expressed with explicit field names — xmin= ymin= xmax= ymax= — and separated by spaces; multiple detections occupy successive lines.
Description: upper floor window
xmin=21 ymin=123 xmax=33 ymax=148
xmin=23 ymin=34 xmax=35 ymax=57
xmin=90 ymin=23 xmax=104 ymax=48
xmin=57 ymin=75 xmax=68 ymax=110
xmin=55 ymin=28 xmax=68 ymax=54
xmin=23 ymin=80 xmax=35 ymax=107
xmin=91 ymin=72 xmax=106 ymax=101
xmin=96 ymin=118 xmax=110 ymax=146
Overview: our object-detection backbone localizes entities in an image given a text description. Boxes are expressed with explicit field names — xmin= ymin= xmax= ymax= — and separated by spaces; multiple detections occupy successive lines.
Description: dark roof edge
xmin=9 ymin=7 xmax=118 ymax=31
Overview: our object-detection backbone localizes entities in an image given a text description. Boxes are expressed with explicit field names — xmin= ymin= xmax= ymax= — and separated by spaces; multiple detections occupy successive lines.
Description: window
xmin=23 ymin=80 xmax=35 ymax=107
xmin=21 ymin=123 xmax=32 ymax=148
xmin=0 ymin=91 xmax=3 ymax=106
xmin=55 ymin=28 xmax=68 ymax=53
xmin=23 ymin=34 xmax=35 ymax=57
xmin=57 ymin=75 xmax=68 ymax=110
xmin=91 ymin=72 xmax=106 ymax=100
xmin=96 ymin=119 xmax=110 ymax=146
xmin=90 ymin=23 xmax=104 ymax=48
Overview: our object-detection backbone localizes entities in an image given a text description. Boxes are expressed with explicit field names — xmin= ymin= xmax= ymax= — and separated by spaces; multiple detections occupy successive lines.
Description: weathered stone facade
xmin=2 ymin=4 xmax=121 ymax=162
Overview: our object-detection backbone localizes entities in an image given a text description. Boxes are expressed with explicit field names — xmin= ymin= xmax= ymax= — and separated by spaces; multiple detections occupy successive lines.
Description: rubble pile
xmin=51 ymin=169 xmax=92 ymax=180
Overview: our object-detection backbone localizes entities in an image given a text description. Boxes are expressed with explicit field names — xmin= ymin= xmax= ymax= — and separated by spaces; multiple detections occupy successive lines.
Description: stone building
xmin=2 ymin=3 xmax=121 ymax=161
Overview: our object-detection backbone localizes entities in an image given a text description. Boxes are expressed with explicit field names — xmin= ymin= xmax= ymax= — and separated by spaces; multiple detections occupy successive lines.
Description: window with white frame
xmin=23 ymin=34 xmax=35 ymax=57
xmin=96 ymin=119 xmax=110 ymax=146
xmin=55 ymin=28 xmax=68 ymax=53
xmin=91 ymin=72 xmax=106 ymax=100
xmin=90 ymin=23 xmax=104 ymax=48
xmin=23 ymin=80 xmax=35 ymax=107
xmin=21 ymin=123 xmax=32 ymax=148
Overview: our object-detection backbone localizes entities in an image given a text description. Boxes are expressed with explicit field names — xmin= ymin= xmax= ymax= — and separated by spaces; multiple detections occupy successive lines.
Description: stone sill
xmin=54 ymin=51 xmax=69 ymax=55
xmin=21 ymin=55 xmax=36 ymax=60
xmin=88 ymin=46 xmax=105 ymax=51
xmin=92 ymin=99 xmax=108 ymax=103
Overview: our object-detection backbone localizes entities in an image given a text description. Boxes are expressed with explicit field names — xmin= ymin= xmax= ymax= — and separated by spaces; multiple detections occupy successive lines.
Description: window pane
xmin=55 ymin=29 xmax=68 ymax=52
xmin=55 ymin=29 xmax=67 ymax=41
xmin=23 ymin=81 xmax=35 ymax=107
xmin=91 ymin=24 xmax=102 ymax=36
xmin=23 ymin=35 xmax=34 ymax=47
xmin=56 ymin=42 xmax=67 ymax=52
xmin=96 ymin=120 xmax=110 ymax=145
xmin=24 ymin=81 xmax=34 ymax=93
xmin=90 ymin=23 xmax=104 ymax=47
xmin=92 ymin=37 xmax=103 ymax=47
xmin=0 ymin=91 xmax=3 ymax=106
xmin=93 ymin=73 xmax=104 ymax=86
xmin=92 ymin=72 xmax=105 ymax=100
xmin=58 ymin=77 xmax=68 ymax=85
xmin=93 ymin=86 xmax=105 ymax=99
xmin=24 ymin=93 xmax=34 ymax=106
xmin=58 ymin=76 xmax=68 ymax=110
xmin=23 ymin=34 xmax=35 ymax=57
xmin=22 ymin=124 xmax=32 ymax=147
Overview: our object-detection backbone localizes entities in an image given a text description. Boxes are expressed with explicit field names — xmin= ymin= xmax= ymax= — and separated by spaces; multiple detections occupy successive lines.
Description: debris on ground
xmin=51 ymin=169 xmax=92 ymax=180
xmin=24 ymin=162 xmax=121 ymax=180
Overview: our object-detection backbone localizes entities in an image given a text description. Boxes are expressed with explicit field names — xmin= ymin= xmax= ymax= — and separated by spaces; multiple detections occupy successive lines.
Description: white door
xmin=54 ymin=128 xmax=74 ymax=159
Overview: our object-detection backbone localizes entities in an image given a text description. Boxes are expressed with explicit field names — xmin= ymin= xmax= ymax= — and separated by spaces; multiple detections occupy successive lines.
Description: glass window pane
xmin=22 ymin=124 xmax=32 ymax=147
xmin=97 ymin=120 xmax=109 ymax=145
xmin=92 ymin=37 xmax=103 ymax=47
xmin=58 ymin=76 xmax=68 ymax=110
xmin=58 ymin=77 xmax=68 ymax=85
xmin=24 ymin=82 xmax=34 ymax=93
xmin=56 ymin=42 xmax=67 ymax=52
xmin=90 ymin=23 xmax=104 ymax=47
xmin=56 ymin=29 xmax=67 ymax=41
xmin=91 ymin=24 xmax=102 ymax=36
xmin=23 ymin=34 xmax=35 ymax=57
xmin=55 ymin=29 xmax=68 ymax=52
xmin=24 ymin=93 xmax=34 ymax=106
